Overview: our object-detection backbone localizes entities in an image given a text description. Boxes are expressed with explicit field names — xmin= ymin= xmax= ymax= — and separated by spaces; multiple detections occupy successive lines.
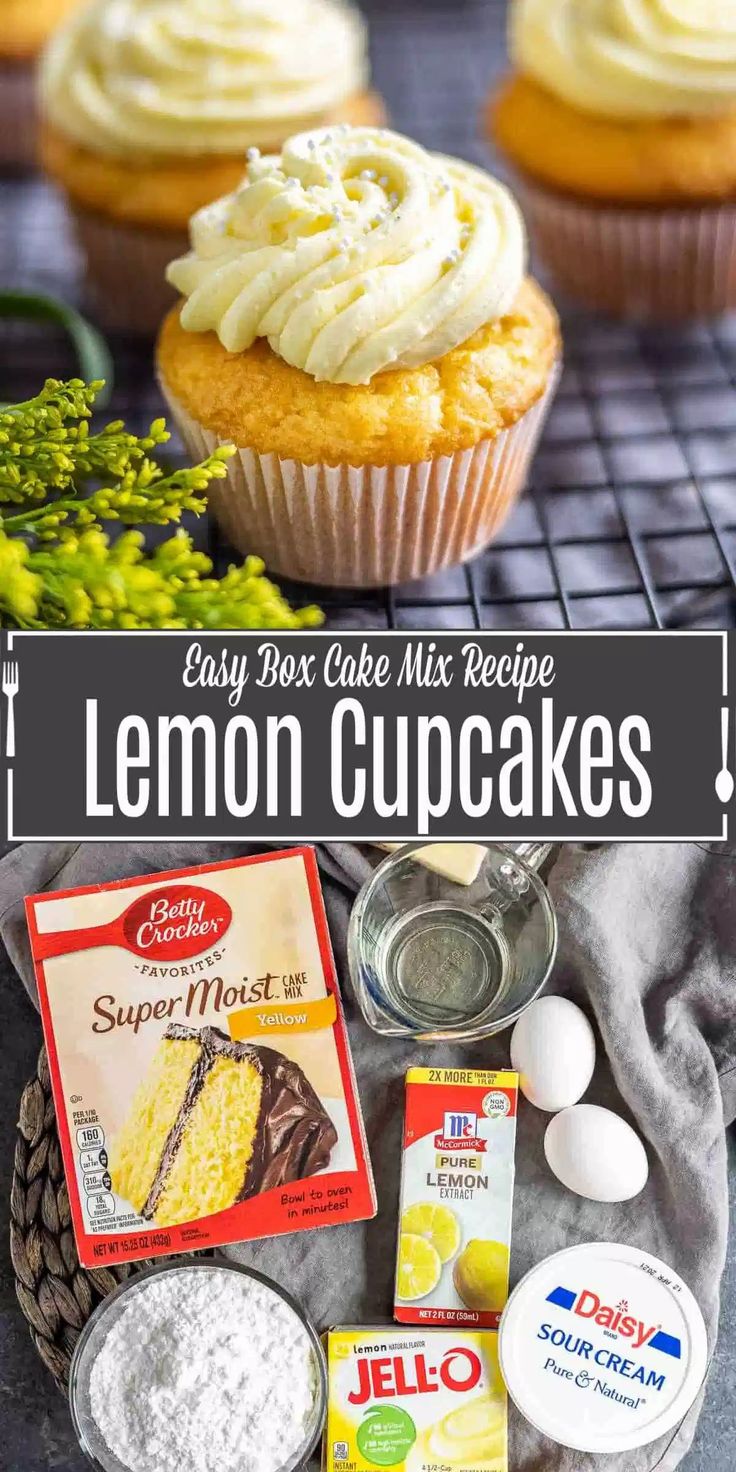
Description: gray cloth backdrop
xmin=1 ymin=841 xmax=734 ymax=1472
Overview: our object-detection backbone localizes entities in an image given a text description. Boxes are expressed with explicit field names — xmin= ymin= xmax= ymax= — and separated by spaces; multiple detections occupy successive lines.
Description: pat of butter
xmin=376 ymin=843 xmax=485 ymax=886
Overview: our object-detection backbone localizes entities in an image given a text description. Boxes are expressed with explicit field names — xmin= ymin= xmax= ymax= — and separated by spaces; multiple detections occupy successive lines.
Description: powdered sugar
xmin=88 ymin=1267 xmax=319 ymax=1472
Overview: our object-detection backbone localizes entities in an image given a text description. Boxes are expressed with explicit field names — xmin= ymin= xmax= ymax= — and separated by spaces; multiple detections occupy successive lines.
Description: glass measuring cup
xmin=348 ymin=843 xmax=557 ymax=1041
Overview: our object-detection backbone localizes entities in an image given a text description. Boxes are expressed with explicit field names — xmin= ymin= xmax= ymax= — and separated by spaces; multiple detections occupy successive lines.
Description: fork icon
xmin=2 ymin=659 xmax=19 ymax=759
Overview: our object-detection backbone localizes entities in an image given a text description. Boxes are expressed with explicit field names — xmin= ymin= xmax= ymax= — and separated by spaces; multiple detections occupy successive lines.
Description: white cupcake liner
xmin=518 ymin=177 xmax=736 ymax=322
xmin=71 ymin=206 xmax=186 ymax=334
xmin=0 ymin=62 xmax=37 ymax=171
xmin=159 ymin=368 xmax=559 ymax=589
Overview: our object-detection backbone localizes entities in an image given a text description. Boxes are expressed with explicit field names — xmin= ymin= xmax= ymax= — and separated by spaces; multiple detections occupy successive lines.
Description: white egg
xmin=544 ymin=1104 xmax=649 ymax=1202
xmin=510 ymin=995 xmax=596 ymax=1111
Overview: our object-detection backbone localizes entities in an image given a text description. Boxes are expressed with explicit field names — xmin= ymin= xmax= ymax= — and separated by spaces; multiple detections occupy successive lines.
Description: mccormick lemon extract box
xmin=395 ymin=1069 xmax=518 ymax=1329
xmin=26 ymin=848 xmax=375 ymax=1267
xmin=324 ymin=1327 xmax=507 ymax=1472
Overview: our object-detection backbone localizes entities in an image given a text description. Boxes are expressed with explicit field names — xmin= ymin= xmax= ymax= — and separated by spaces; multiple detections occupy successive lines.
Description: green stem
xmin=1 ymin=495 xmax=91 ymax=533
xmin=0 ymin=293 xmax=114 ymax=406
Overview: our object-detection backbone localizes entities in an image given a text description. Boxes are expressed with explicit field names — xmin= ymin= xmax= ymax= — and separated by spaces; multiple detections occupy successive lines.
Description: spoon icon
xmin=715 ymin=707 xmax=734 ymax=805
xmin=31 ymin=884 xmax=232 ymax=962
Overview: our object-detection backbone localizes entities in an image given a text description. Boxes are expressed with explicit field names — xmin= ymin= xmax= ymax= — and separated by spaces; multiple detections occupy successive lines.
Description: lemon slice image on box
xmin=396 ymin=1232 xmax=443 ymax=1300
xmin=453 ymin=1239 xmax=510 ymax=1312
xmin=401 ymin=1202 xmax=461 ymax=1264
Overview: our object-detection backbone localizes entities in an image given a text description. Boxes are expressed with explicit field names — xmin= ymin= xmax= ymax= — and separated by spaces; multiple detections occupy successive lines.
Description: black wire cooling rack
xmin=2 ymin=0 xmax=736 ymax=630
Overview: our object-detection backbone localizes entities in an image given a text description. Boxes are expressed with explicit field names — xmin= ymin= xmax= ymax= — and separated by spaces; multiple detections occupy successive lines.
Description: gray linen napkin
xmin=1 ymin=841 xmax=733 ymax=1472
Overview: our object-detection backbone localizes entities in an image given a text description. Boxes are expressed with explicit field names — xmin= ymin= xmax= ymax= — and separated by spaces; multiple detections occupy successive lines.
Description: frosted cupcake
xmin=1 ymin=0 xmax=80 ymax=169
xmin=157 ymin=125 xmax=560 ymax=589
xmin=491 ymin=0 xmax=736 ymax=320
xmin=39 ymin=0 xmax=382 ymax=332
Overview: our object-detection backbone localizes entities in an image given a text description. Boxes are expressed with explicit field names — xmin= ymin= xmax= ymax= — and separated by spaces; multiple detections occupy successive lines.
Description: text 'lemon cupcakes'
xmin=1 ymin=0 xmax=80 ymax=169
xmin=157 ymin=124 xmax=560 ymax=589
xmin=491 ymin=0 xmax=736 ymax=321
xmin=38 ymin=0 xmax=383 ymax=333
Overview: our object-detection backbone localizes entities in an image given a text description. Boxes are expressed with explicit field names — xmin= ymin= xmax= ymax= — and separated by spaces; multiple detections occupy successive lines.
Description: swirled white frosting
xmin=40 ymin=0 xmax=368 ymax=158
xmin=166 ymin=126 xmax=527 ymax=385
xmin=511 ymin=0 xmax=736 ymax=120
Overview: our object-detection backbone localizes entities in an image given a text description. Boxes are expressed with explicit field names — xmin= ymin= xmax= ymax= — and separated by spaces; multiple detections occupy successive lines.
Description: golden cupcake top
xmin=158 ymin=279 xmax=559 ymax=466
xmin=39 ymin=0 xmax=368 ymax=158
xmin=511 ymin=0 xmax=736 ymax=120
xmin=3 ymin=0 xmax=81 ymax=60
xmin=166 ymin=125 xmax=526 ymax=386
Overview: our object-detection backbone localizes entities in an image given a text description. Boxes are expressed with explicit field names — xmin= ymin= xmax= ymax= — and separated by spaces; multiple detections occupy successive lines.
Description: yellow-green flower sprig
xmin=0 ymin=378 xmax=324 ymax=630
xmin=5 ymin=444 xmax=234 ymax=537
xmin=0 ymin=529 xmax=324 ymax=630
xmin=0 ymin=377 xmax=235 ymax=533
xmin=1 ymin=379 xmax=146 ymax=506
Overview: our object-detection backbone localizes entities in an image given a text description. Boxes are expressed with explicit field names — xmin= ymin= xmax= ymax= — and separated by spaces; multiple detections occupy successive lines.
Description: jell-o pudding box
xmin=324 ymin=1326 xmax=507 ymax=1472
xmin=395 ymin=1068 xmax=518 ymax=1328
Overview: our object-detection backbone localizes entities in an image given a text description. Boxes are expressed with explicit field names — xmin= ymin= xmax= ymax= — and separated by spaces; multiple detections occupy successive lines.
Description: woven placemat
xmin=10 ymin=1045 xmax=176 ymax=1391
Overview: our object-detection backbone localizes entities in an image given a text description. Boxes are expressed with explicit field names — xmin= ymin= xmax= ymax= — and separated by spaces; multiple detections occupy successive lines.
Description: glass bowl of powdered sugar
xmin=68 ymin=1260 xmax=327 ymax=1472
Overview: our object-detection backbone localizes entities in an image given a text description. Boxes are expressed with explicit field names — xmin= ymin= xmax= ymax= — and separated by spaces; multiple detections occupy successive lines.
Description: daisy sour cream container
xmin=498 ymin=1242 xmax=708 ymax=1455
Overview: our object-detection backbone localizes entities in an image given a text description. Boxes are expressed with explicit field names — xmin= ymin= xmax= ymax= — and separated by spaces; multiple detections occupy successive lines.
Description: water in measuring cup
xmin=376 ymin=901 xmax=510 ymax=1030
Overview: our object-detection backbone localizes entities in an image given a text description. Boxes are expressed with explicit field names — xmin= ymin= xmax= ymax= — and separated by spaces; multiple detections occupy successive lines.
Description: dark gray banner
xmin=0 ymin=632 xmax=732 ymax=841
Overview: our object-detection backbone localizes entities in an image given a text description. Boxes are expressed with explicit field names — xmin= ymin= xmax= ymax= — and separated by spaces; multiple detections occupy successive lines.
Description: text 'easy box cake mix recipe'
xmin=26 ymin=847 xmax=375 ymax=1266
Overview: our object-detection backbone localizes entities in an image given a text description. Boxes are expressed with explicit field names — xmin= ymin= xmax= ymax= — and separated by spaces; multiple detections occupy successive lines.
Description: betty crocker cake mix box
xmin=26 ymin=847 xmax=375 ymax=1267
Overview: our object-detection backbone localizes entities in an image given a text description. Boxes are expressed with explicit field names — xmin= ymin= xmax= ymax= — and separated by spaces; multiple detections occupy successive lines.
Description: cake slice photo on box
xmin=110 ymin=1023 xmax=338 ymax=1228
xmin=26 ymin=847 xmax=375 ymax=1265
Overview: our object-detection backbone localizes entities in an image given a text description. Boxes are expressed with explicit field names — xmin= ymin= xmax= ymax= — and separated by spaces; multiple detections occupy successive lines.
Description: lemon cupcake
xmin=1 ymin=0 xmax=80 ymax=169
xmin=157 ymin=125 xmax=560 ymax=589
xmin=39 ymin=0 xmax=382 ymax=333
xmin=491 ymin=0 xmax=736 ymax=320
